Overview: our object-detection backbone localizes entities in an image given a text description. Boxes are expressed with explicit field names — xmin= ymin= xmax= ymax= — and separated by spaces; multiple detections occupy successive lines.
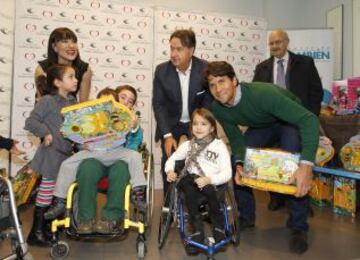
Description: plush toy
xmin=315 ymin=136 xmax=335 ymax=167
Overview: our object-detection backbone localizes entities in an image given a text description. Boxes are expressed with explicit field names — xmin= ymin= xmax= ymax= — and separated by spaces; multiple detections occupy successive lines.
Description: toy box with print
xmin=241 ymin=148 xmax=299 ymax=194
xmin=61 ymin=96 xmax=132 ymax=150
xmin=333 ymin=176 xmax=358 ymax=217
xmin=330 ymin=78 xmax=360 ymax=115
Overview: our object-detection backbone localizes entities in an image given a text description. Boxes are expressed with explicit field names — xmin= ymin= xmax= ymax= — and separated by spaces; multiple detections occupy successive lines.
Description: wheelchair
xmin=49 ymin=144 xmax=154 ymax=260
xmin=158 ymin=178 xmax=240 ymax=260
xmin=0 ymin=170 xmax=33 ymax=260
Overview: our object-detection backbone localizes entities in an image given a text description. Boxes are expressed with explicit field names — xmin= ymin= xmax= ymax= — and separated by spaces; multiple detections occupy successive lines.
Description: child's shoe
xmin=94 ymin=219 xmax=121 ymax=234
xmin=185 ymin=231 xmax=204 ymax=255
xmin=213 ymin=227 xmax=226 ymax=243
xmin=44 ymin=197 xmax=66 ymax=220
xmin=77 ymin=219 xmax=94 ymax=234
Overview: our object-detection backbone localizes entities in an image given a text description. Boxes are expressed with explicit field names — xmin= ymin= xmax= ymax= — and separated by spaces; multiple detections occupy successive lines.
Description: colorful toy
xmin=1 ymin=163 xmax=39 ymax=206
xmin=339 ymin=135 xmax=360 ymax=172
xmin=333 ymin=176 xmax=357 ymax=217
xmin=315 ymin=136 xmax=335 ymax=167
xmin=330 ymin=78 xmax=360 ymax=115
xmin=309 ymin=174 xmax=333 ymax=206
xmin=61 ymin=96 xmax=132 ymax=150
xmin=241 ymin=148 xmax=300 ymax=195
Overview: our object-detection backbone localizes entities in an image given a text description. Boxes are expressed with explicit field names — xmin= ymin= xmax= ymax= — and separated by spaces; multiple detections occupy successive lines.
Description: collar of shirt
xmin=274 ymin=51 xmax=289 ymax=66
xmin=224 ymin=84 xmax=242 ymax=107
xmin=176 ymin=60 xmax=192 ymax=75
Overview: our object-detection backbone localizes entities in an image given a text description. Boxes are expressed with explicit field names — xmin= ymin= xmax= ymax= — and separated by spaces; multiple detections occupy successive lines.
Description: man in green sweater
xmin=205 ymin=61 xmax=319 ymax=254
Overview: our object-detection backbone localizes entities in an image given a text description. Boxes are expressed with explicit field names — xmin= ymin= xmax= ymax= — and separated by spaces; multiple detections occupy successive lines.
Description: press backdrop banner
xmin=0 ymin=1 xmax=15 ymax=171
xmin=10 ymin=1 xmax=267 ymax=187
xmin=11 ymin=0 xmax=153 ymax=175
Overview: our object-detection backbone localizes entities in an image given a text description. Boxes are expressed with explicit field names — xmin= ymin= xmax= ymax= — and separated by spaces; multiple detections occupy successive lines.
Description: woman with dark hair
xmin=35 ymin=27 xmax=92 ymax=102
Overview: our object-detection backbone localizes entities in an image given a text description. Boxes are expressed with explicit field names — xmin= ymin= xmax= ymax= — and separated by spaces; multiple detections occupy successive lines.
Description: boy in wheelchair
xmin=165 ymin=108 xmax=232 ymax=254
xmin=45 ymin=86 xmax=147 ymax=233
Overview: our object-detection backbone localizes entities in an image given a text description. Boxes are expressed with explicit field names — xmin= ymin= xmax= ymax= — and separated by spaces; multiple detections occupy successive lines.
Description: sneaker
xmin=44 ymin=198 xmax=66 ymax=220
xmin=77 ymin=219 xmax=94 ymax=234
xmin=289 ymin=230 xmax=308 ymax=254
xmin=213 ymin=227 xmax=226 ymax=243
xmin=94 ymin=219 xmax=120 ymax=234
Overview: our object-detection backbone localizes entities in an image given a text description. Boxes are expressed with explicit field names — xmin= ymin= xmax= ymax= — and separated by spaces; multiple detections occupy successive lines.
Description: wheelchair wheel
xmin=158 ymin=184 xmax=175 ymax=249
xmin=145 ymin=155 xmax=155 ymax=229
xmin=224 ymin=184 xmax=240 ymax=246
xmin=50 ymin=240 xmax=70 ymax=259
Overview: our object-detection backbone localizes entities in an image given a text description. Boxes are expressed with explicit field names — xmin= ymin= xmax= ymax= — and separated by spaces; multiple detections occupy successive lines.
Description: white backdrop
xmin=0 ymin=1 xmax=15 ymax=172
xmin=11 ymin=0 xmax=154 ymax=175
xmin=10 ymin=0 xmax=267 ymax=188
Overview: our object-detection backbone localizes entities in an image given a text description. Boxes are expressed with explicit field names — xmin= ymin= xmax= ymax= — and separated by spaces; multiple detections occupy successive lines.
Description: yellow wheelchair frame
xmin=49 ymin=144 xmax=154 ymax=260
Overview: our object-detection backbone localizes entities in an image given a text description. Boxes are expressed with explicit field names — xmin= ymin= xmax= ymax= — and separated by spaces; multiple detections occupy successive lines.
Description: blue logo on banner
xmin=295 ymin=50 xmax=330 ymax=60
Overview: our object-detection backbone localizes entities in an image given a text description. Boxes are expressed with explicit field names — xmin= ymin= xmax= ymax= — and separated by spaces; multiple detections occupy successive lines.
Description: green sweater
xmin=210 ymin=82 xmax=319 ymax=162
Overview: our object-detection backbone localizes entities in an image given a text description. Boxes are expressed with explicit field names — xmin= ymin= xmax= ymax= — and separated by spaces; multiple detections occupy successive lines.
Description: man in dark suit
xmin=152 ymin=29 xmax=210 ymax=196
xmin=253 ymin=29 xmax=323 ymax=211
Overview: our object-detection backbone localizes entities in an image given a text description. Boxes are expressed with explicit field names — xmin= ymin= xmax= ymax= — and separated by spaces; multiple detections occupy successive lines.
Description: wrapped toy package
xmin=333 ymin=176 xmax=357 ymax=217
xmin=241 ymin=148 xmax=300 ymax=195
xmin=1 ymin=164 xmax=39 ymax=206
xmin=61 ymin=96 xmax=132 ymax=150
xmin=309 ymin=174 xmax=333 ymax=206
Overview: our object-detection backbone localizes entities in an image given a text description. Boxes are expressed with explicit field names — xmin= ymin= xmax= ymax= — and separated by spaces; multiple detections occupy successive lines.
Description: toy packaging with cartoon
xmin=61 ymin=96 xmax=132 ymax=151
xmin=241 ymin=148 xmax=300 ymax=195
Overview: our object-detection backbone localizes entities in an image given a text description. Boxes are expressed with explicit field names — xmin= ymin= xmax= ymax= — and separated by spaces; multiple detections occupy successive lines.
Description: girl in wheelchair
xmin=165 ymin=108 xmax=232 ymax=254
xmin=45 ymin=85 xmax=146 ymax=229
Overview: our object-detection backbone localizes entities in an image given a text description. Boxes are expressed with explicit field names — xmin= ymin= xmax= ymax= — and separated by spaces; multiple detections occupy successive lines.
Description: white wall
xmin=296 ymin=0 xmax=353 ymax=78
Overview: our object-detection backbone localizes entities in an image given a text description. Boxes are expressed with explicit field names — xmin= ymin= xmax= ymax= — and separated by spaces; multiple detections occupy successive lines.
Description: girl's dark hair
xmin=97 ymin=87 xmax=118 ymax=101
xmin=115 ymin=85 xmax=138 ymax=103
xmin=47 ymin=27 xmax=81 ymax=65
xmin=191 ymin=108 xmax=218 ymax=138
xmin=46 ymin=64 xmax=74 ymax=95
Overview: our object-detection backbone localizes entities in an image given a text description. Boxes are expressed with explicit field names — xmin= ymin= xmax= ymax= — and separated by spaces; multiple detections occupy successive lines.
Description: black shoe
xmin=213 ymin=227 xmax=226 ymax=243
xmin=289 ymin=230 xmax=308 ymax=254
xmin=239 ymin=217 xmax=255 ymax=231
xmin=268 ymin=198 xmax=285 ymax=211
xmin=27 ymin=206 xmax=52 ymax=247
xmin=44 ymin=197 xmax=66 ymax=220
xmin=185 ymin=231 xmax=204 ymax=255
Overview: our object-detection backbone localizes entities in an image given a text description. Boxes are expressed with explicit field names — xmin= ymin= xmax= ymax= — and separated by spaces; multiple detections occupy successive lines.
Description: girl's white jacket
xmin=165 ymin=138 xmax=232 ymax=186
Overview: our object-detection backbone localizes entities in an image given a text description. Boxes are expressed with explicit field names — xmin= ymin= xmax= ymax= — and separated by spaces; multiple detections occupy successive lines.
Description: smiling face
xmin=118 ymin=89 xmax=136 ymax=109
xmin=208 ymin=75 xmax=238 ymax=105
xmin=192 ymin=114 xmax=214 ymax=139
xmin=52 ymin=39 xmax=78 ymax=64
xmin=169 ymin=37 xmax=194 ymax=72
xmin=268 ymin=30 xmax=289 ymax=59
xmin=54 ymin=67 xmax=78 ymax=97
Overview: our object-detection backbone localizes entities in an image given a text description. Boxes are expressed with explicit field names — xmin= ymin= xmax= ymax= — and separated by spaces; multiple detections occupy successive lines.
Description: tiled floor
xmin=1 ymin=190 xmax=360 ymax=260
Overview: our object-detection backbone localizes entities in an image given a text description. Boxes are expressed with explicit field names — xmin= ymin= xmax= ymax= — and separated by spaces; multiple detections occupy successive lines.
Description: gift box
xmin=330 ymin=78 xmax=360 ymax=115
xmin=309 ymin=174 xmax=333 ymax=206
xmin=241 ymin=148 xmax=300 ymax=195
xmin=61 ymin=96 xmax=132 ymax=150
xmin=333 ymin=176 xmax=357 ymax=217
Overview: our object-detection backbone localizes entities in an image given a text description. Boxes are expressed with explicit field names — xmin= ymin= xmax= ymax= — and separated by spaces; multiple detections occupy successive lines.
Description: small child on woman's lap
xmin=165 ymin=108 xmax=232 ymax=254
xmin=25 ymin=64 xmax=78 ymax=247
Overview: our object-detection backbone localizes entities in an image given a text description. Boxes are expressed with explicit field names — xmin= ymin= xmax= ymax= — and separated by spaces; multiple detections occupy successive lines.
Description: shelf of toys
xmin=310 ymin=77 xmax=360 ymax=217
